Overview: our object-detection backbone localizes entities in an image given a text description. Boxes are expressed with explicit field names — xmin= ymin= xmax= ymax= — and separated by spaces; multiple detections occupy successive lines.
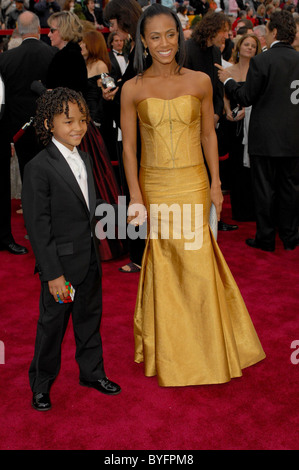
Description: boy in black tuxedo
xmin=22 ymin=88 xmax=121 ymax=411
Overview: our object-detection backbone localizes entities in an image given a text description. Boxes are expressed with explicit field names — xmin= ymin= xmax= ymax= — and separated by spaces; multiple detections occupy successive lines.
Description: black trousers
xmin=14 ymin=125 xmax=43 ymax=182
xmin=0 ymin=124 xmax=41 ymax=245
xmin=29 ymin=244 xmax=105 ymax=393
xmin=250 ymin=155 xmax=299 ymax=249
xmin=0 ymin=138 xmax=13 ymax=244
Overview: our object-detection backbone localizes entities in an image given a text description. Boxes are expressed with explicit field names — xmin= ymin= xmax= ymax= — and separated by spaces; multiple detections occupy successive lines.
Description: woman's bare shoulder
xmin=180 ymin=67 xmax=212 ymax=97
xmin=88 ymin=59 xmax=108 ymax=76
xmin=122 ymin=75 xmax=145 ymax=102
xmin=96 ymin=60 xmax=109 ymax=73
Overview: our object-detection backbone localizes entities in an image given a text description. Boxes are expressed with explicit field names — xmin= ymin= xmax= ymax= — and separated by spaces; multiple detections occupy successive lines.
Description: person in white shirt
xmin=107 ymin=31 xmax=128 ymax=80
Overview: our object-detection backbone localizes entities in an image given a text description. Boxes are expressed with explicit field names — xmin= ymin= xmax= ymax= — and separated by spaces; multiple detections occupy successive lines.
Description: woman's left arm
xmin=200 ymin=74 xmax=223 ymax=220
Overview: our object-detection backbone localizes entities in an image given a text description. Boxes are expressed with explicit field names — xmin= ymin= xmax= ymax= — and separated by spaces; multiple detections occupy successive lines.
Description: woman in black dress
xmin=103 ymin=0 xmax=145 ymax=272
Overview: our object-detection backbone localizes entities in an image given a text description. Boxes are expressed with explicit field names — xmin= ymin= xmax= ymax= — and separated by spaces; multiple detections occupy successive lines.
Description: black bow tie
xmin=115 ymin=51 xmax=123 ymax=56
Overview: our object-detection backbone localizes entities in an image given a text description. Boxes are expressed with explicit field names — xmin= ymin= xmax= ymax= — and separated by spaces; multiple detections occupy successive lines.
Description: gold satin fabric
xmin=134 ymin=95 xmax=265 ymax=387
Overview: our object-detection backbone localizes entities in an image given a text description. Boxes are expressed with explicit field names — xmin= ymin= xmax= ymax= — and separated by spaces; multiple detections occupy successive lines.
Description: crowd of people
xmin=0 ymin=0 xmax=298 ymax=410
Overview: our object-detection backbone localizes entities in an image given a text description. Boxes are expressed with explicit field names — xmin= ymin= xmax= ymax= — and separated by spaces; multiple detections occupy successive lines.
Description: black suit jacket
xmin=184 ymin=39 xmax=224 ymax=118
xmin=0 ymin=38 xmax=56 ymax=138
xmin=225 ymin=42 xmax=299 ymax=157
xmin=109 ymin=50 xmax=125 ymax=82
xmin=22 ymin=142 xmax=101 ymax=285
xmin=108 ymin=46 xmax=136 ymax=128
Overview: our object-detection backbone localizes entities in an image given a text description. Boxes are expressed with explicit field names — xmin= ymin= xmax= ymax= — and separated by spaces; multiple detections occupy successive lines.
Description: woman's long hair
xmin=82 ymin=29 xmax=111 ymax=71
xmin=133 ymin=3 xmax=186 ymax=76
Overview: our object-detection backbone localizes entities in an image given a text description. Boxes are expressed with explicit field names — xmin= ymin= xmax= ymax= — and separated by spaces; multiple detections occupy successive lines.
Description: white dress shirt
xmin=52 ymin=137 xmax=89 ymax=210
xmin=112 ymin=49 xmax=127 ymax=76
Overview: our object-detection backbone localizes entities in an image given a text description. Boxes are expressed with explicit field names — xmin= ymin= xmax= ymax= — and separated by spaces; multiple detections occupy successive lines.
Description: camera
xmin=101 ymin=73 xmax=116 ymax=91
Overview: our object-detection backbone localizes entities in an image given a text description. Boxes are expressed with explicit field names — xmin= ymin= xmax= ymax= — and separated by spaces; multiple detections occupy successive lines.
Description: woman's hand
xmin=226 ymin=107 xmax=245 ymax=121
xmin=127 ymin=198 xmax=147 ymax=227
xmin=233 ymin=107 xmax=245 ymax=121
xmin=225 ymin=109 xmax=234 ymax=121
xmin=48 ymin=275 xmax=68 ymax=303
xmin=102 ymin=86 xmax=119 ymax=101
xmin=210 ymin=182 xmax=223 ymax=221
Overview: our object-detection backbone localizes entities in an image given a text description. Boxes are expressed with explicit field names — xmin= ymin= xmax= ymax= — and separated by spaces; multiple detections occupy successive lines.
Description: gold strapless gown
xmin=134 ymin=95 xmax=265 ymax=387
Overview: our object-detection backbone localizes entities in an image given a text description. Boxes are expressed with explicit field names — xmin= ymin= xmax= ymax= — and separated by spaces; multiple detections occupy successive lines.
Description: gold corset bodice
xmin=137 ymin=95 xmax=203 ymax=169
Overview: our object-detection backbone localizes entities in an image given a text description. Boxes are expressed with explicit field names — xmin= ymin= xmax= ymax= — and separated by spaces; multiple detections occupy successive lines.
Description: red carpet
xmin=1 ymin=198 xmax=299 ymax=451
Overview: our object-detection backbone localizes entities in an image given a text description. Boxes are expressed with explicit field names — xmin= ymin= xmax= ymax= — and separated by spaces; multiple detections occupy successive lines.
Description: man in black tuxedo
xmin=185 ymin=10 xmax=238 ymax=232
xmin=0 ymin=11 xmax=56 ymax=255
xmin=107 ymin=31 xmax=128 ymax=82
xmin=22 ymin=88 xmax=121 ymax=411
xmin=217 ymin=10 xmax=299 ymax=251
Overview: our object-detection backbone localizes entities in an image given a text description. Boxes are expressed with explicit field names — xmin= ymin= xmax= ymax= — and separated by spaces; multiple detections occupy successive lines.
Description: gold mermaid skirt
xmin=134 ymin=163 xmax=265 ymax=387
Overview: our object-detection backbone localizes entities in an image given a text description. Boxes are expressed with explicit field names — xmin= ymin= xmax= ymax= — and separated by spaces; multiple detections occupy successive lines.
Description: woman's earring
xmin=143 ymin=47 xmax=148 ymax=59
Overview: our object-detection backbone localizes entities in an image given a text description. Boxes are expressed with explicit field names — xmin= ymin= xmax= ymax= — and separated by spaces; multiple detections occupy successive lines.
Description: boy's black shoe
xmin=79 ymin=377 xmax=121 ymax=395
xmin=32 ymin=392 xmax=52 ymax=411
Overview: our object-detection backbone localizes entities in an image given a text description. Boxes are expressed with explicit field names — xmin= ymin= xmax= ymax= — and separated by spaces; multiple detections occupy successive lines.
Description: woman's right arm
xmin=120 ymin=80 xmax=146 ymax=225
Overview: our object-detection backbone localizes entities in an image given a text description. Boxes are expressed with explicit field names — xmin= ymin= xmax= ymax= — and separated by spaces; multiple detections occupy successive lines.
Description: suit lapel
xmin=79 ymin=150 xmax=96 ymax=220
xmin=110 ymin=51 xmax=122 ymax=79
xmin=46 ymin=142 xmax=94 ymax=217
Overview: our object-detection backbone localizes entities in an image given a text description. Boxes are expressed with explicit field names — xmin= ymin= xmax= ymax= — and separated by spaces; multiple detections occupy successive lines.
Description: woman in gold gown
xmin=120 ymin=4 xmax=265 ymax=387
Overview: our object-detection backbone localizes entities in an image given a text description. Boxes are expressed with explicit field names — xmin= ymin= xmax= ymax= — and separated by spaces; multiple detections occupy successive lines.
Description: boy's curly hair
xmin=34 ymin=87 xmax=90 ymax=146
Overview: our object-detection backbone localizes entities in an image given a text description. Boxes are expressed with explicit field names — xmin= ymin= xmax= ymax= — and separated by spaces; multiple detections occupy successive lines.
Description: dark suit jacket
xmin=0 ymin=38 xmax=56 ymax=138
xmin=109 ymin=50 xmax=123 ymax=82
xmin=21 ymin=142 xmax=101 ymax=285
xmin=46 ymin=41 xmax=88 ymax=97
xmin=107 ymin=46 xmax=136 ymax=128
xmin=184 ymin=39 xmax=224 ymax=118
xmin=225 ymin=42 xmax=299 ymax=157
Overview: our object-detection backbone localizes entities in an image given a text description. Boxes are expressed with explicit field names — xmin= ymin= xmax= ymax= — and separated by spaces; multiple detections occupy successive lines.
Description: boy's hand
xmin=48 ymin=275 xmax=68 ymax=302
